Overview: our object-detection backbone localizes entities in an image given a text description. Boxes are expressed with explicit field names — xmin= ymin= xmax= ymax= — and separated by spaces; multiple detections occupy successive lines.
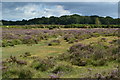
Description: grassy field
xmin=2 ymin=38 xmax=71 ymax=59
xmin=1 ymin=28 xmax=119 ymax=79
xmin=2 ymin=35 xmax=118 ymax=58
xmin=2 ymin=36 xmax=119 ymax=78
xmin=2 ymin=36 xmax=118 ymax=59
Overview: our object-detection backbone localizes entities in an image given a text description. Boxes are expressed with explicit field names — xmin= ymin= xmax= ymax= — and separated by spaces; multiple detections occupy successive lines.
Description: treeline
xmin=1 ymin=24 xmax=119 ymax=29
xmin=1 ymin=14 xmax=119 ymax=25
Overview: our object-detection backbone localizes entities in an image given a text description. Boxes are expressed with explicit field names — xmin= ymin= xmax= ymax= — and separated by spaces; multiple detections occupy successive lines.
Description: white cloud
xmin=15 ymin=4 xmax=40 ymax=17
xmin=12 ymin=4 xmax=71 ymax=20
xmin=43 ymin=5 xmax=71 ymax=17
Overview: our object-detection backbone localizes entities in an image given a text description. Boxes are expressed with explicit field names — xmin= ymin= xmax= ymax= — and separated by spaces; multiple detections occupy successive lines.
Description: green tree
xmin=95 ymin=18 xmax=101 ymax=25
xmin=0 ymin=20 xmax=2 ymax=25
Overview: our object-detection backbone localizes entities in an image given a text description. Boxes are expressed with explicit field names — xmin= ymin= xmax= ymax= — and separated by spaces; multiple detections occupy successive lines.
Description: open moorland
xmin=0 ymin=27 xmax=119 ymax=79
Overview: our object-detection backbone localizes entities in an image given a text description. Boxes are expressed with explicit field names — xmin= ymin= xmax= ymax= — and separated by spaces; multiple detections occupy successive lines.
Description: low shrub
xmin=68 ymin=38 xmax=76 ymax=44
xmin=31 ymin=58 xmax=55 ymax=71
xmin=7 ymin=40 xmax=15 ymax=46
xmin=58 ymin=42 xmax=112 ymax=66
xmin=91 ymin=33 xmax=100 ymax=37
xmin=2 ymin=66 xmax=33 ymax=78
xmin=94 ymin=69 xmax=119 ymax=79
xmin=49 ymin=74 xmax=60 ymax=79
xmin=2 ymin=40 xmax=15 ymax=47
xmin=48 ymin=40 xmax=60 ymax=46
xmin=2 ymin=67 xmax=19 ymax=78
xmin=2 ymin=38 xmax=36 ymax=47
xmin=9 ymin=55 xmax=17 ymax=63
xmin=112 ymin=47 xmax=119 ymax=55
xmin=63 ymin=34 xmax=77 ymax=43
xmin=16 ymin=60 xmax=27 ymax=65
xmin=69 ymin=43 xmax=91 ymax=54
xmin=52 ymin=64 xmax=72 ymax=74
xmin=92 ymin=43 xmax=108 ymax=60
xmin=78 ymin=34 xmax=92 ymax=40
xmin=2 ymin=40 xmax=8 ymax=47
xmin=58 ymin=43 xmax=93 ymax=66
xmin=24 ymin=52 xmax=31 ymax=57
xmin=12 ymin=39 xmax=22 ymax=45
xmin=91 ymin=59 xmax=107 ymax=66
xmin=71 ymin=59 xmax=87 ymax=66
xmin=109 ymin=39 xmax=119 ymax=45
xmin=100 ymin=38 xmax=107 ymax=42
xmin=21 ymin=35 xmax=39 ymax=44
xmin=7 ymin=55 xmax=27 ymax=65
xmin=18 ymin=68 xmax=33 ymax=78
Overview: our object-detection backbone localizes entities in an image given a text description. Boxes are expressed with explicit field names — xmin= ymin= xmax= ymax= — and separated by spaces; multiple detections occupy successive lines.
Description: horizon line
xmin=1 ymin=14 xmax=119 ymax=21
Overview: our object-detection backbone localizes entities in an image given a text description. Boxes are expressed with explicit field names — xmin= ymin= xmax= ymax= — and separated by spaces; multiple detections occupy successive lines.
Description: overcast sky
xmin=1 ymin=0 xmax=119 ymax=2
xmin=1 ymin=2 xmax=118 ymax=21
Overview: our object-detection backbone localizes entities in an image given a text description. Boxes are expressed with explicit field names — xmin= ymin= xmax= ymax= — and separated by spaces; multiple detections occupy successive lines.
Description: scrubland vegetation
xmin=1 ymin=27 xmax=119 ymax=79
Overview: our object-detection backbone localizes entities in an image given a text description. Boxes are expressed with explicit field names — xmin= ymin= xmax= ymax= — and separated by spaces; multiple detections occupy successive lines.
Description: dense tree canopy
xmin=1 ymin=14 xmax=119 ymax=25
xmin=95 ymin=18 xmax=101 ymax=25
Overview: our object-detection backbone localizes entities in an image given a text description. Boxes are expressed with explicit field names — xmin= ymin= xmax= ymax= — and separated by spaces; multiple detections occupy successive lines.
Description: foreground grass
xmin=61 ymin=61 xmax=118 ymax=78
xmin=2 ymin=36 xmax=119 ymax=78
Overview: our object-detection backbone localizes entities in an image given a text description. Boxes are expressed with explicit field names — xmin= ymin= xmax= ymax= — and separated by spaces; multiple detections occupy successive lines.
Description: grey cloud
xmin=1 ymin=2 xmax=118 ymax=20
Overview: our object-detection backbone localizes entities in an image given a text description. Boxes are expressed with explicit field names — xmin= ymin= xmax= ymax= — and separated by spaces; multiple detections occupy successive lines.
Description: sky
xmin=1 ymin=2 xmax=119 ymax=21
xmin=1 ymin=0 xmax=119 ymax=2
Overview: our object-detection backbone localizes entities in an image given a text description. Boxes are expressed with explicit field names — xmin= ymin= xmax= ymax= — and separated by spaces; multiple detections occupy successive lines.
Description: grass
xmin=1 ymin=35 xmax=119 ymax=78
xmin=79 ymin=36 xmax=118 ymax=45
xmin=2 ymin=39 xmax=72 ymax=60
xmin=62 ymin=61 xmax=117 ymax=78
xmin=2 ymin=36 xmax=118 ymax=60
